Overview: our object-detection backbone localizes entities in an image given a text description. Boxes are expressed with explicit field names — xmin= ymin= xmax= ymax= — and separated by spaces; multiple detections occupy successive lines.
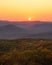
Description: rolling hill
xmin=0 ymin=24 xmax=27 ymax=39
xmin=0 ymin=21 xmax=52 ymax=39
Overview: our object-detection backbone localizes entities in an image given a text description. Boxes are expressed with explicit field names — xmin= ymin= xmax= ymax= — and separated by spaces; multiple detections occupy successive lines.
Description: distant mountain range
xmin=0 ymin=20 xmax=52 ymax=39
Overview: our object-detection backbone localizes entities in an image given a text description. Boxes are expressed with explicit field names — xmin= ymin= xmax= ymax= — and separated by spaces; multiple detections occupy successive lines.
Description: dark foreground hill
xmin=0 ymin=38 xmax=52 ymax=65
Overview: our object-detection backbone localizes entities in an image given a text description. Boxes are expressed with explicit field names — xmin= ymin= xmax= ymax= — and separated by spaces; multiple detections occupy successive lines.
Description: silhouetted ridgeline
xmin=0 ymin=21 xmax=52 ymax=39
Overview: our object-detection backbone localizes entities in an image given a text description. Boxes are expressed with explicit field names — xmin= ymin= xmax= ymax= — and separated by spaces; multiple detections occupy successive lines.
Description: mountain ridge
xmin=0 ymin=21 xmax=52 ymax=39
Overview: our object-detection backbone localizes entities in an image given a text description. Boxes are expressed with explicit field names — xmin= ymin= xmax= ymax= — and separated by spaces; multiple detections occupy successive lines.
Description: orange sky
xmin=0 ymin=0 xmax=52 ymax=21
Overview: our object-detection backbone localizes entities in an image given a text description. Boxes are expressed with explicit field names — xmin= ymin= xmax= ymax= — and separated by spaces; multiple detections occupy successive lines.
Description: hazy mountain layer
xmin=0 ymin=21 xmax=52 ymax=39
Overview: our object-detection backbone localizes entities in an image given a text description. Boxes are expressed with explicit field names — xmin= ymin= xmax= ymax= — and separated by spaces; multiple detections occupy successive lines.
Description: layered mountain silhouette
xmin=0 ymin=24 xmax=25 ymax=33
xmin=27 ymin=22 xmax=52 ymax=34
xmin=0 ymin=24 xmax=27 ymax=39
xmin=0 ymin=20 xmax=52 ymax=39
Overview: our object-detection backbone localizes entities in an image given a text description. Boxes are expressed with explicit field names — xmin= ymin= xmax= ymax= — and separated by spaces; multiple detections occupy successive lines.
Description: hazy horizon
xmin=0 ymin=20 xmax=52 ymax=23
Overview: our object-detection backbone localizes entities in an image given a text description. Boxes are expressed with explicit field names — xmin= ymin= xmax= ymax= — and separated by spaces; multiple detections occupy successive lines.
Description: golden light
xmin=28 ymin=17 xmax=32 ymax=21
xmin=0 ymin=0 xmax=52 ymax=21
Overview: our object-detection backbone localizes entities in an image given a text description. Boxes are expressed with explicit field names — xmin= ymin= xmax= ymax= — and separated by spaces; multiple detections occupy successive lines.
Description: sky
xmin=0 ymin=0 xmax=52 ymax=21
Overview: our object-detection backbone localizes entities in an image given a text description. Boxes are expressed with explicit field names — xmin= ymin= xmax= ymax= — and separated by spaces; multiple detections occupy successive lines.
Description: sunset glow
xmin=28 ymin=17 xmax=32 ymax=21
xmin=0 ymin=0 xmax=52 ymax=21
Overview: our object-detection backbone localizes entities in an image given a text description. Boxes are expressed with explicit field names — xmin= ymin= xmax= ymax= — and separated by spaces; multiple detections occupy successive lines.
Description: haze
xmin=0 ymin=0 xmax=52 ymax=21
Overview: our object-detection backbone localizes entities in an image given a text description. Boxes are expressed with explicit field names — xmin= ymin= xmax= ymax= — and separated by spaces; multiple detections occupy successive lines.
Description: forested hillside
xmin=0 ymin=38 xmax=52 ymax=65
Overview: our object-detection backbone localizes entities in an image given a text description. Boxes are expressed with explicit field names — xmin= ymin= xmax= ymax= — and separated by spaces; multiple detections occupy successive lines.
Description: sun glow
xmin=28 ymin=17 xmax=32 ymax=21
xmin=0 ymin=0 xmax=52 ymax=21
